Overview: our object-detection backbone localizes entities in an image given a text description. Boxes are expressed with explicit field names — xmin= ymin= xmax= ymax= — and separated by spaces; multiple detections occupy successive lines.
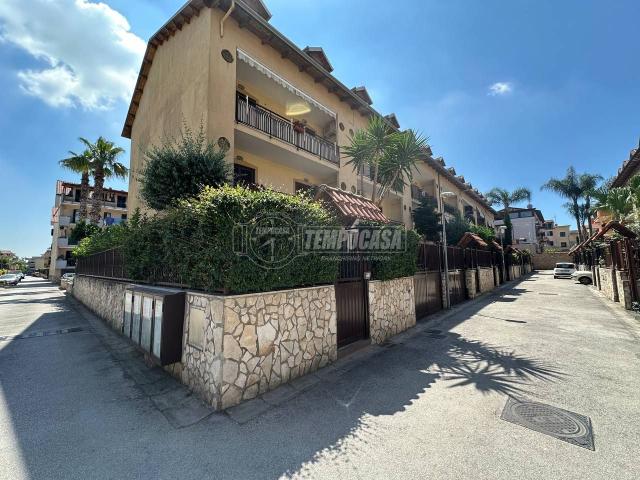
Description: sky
xmin=1 ymin=0 xmax=639 ymax=258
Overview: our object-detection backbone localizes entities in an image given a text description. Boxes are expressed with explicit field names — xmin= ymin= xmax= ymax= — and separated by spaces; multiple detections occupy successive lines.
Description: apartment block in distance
xmin=122 ymin=0 xmax=495 ymax=228
xmin=494 ymin=206 xmax=545 ymax=253
xmin=540 ymin=220 xmax=580 ymax=251
xmin=49 ymin=180 xmax=128 ymax=280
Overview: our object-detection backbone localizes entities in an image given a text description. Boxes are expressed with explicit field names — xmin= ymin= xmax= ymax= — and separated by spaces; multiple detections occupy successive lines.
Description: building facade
xmin=49 ymin=180 xmax=128 ymax=280
xmin=494 ymin=206 xmax=545 ymax=253
xmin=122 ymin=0 xmax=494 ymax=228
xmin=540 ymin=220 xmax=579 ymax=251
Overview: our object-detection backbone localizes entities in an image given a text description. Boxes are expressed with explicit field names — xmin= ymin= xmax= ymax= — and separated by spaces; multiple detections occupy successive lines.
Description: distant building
xmin=49 ymin=180 xmax=128 ymax=281
xmin=540 ymin=220 xmax=580 ymax=251
xmin=494 ymin=206 xmax=545 ymax=253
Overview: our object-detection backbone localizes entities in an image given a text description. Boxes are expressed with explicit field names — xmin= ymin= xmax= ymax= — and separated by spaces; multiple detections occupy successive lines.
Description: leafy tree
xmin=140 ymin=124 xmax=230 ymax=210
xmin=343 ymin=116 xmax=428 ymax=206
xmin=78 ymin=137 xmax=128 ymax=224
xmin=470 ymin=223 xmax=496 ymax=244
xmin=445 ymin=214 xmax=471 ymax=245
xmin=59 ymin=147 xmax=93 ymax=221
xmin=68 ymin=220 xmax=100 ymax=246
xmin=485 ymin=187 xmax=531 ymax=246
xmin=412 ymin=196 xmax=441 ymax=241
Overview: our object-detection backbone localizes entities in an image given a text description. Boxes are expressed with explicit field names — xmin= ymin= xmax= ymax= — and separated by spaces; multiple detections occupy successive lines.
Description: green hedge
xmin=76 ymin=186 xmax=420 ymax=293
xmin=125 ymin=186 xmax=340 ymax=294
xmin=370 ymin=228 xmax=420 ymax=281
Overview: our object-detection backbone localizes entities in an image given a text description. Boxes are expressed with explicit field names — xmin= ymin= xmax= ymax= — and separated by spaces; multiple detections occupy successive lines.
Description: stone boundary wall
xmin=478 ymin=267 xmax=495 ymax=293
xmin=368 ymin=277 xmax=416 ymax=344
xmin=532 ymin=252 xmax=572 ymax=270
xmin=616 ymin=270 xmax=633 ymax=309
xmin=72 ymin=275 xmax=128 ymax=331
xmin=182 ymin=285 xmax=337 ymax=410
xmin=464 ymin=269 xmax=477 ymax=299
xmin=597 ymin=267 xmax=618 ymax=303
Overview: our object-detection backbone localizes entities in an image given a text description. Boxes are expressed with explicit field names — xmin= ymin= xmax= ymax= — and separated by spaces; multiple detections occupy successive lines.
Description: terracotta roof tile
xmin=315 ymin=184 xmax=388 ymax=224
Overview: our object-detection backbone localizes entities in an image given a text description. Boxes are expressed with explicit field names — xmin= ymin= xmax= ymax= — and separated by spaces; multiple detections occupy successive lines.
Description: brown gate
xmin=414 ymin=243 xmax=443 ymax=319
xmin=446 ymin=246 xmax=467 ymax=305
xmin=335 ymin=256 xmax=369 ymax=347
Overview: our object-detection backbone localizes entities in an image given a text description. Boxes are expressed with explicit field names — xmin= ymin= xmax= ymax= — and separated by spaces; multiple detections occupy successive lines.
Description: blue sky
xmin=1 ymin=0 xmax=639 ymax=258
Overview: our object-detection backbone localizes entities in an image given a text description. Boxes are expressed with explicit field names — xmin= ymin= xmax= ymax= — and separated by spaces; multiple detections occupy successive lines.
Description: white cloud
xmin=488 ymin=82 xmax=513 ymax=96
xmin=0 ymin=0 xmax=146 ymax=110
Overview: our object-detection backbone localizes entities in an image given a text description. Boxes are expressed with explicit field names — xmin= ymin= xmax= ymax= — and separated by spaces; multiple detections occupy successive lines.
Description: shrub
xmin=122 ymin=186 xmax=340 ymax=294
xmin=412 ymin=197 xmax=441 ymax=241
xmin=68 ymin=220 xmax=100 ymax=246
xmin=369 ymin=227 xmax=420 ymax=281
xmin=139 ymin=123 xmax=230 ymax=210
xmin=445 ymin=214 xmax=471 ymax=245
xmin=469 ymin=223 xmax=496 ymax=244
xmin=73 ymin=223 xmax=129 ymax=257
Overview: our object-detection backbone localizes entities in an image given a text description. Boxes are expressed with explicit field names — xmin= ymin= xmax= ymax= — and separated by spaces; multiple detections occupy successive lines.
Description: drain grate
xmin=501 ymin=397 xmax=594 ymax=450
xmin=0 ymin=326 xmax=83 ymax=342
xmin=538 ymin=292 xmax=558 ymax=296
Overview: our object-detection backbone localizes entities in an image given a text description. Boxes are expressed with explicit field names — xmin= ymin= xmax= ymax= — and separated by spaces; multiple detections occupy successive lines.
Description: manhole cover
xmin=501 ymin=397 xmax=594 ymax=450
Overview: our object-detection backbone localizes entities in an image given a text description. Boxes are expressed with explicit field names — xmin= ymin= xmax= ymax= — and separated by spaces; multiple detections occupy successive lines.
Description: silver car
xmin=571 ymin=270 xmax=593 ymax=285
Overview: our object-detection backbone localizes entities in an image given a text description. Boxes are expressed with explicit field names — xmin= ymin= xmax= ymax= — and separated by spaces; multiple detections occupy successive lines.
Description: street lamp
xmin=441 ymin=191 xmax=456 ymax=308
xmin=498 ymin=225 xmax=507 ymax=282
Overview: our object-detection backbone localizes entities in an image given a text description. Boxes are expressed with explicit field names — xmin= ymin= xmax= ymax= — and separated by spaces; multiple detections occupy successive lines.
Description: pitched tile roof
xmin=315 ymin=184 xmax=388 ymax=225
xmin=457 ymin=232 xmax=488 ymax=249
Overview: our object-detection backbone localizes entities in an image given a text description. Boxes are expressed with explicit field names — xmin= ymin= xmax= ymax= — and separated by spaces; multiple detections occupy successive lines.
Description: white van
xmin=553 ymin=262 xmax=576 ymax=279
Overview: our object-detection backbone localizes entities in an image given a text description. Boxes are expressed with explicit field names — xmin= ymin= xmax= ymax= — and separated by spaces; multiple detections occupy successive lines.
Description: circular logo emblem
xmin=245 ymin=213 xmax=298 ymax=269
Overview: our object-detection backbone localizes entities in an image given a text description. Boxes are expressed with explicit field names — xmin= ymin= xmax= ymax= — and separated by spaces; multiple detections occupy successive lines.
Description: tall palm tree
xmin=59 ymin=148 xmax=93 ymax=221
xmin=592 ymin=186 xmax=632 ymax=222
xmin=541 ymin=167 xmax=584 ymax=242
xmin=485 ymin=187 xmax=532 ymax=245
xmin=578 ymin=172 xmax=603 ymax=237
xmin=80 ymin=137 xmax=127 ymax=224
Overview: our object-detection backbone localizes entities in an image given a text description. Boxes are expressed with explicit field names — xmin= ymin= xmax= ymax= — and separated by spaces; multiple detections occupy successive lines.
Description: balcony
xmin=236 ymin=97 xmax=338 ymax=166
xmin=57 ymin=238 xmax=69 ymax=248
xmin=411 ymin=185 xmax=437 ymax=204
xmin=55 ymin=259 xmax=67 ymax=269
xmin=59 ymin=216 xmax=71 ymax=226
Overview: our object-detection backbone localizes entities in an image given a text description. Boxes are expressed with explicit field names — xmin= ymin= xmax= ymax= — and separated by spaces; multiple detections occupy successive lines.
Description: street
xmin=0 ymin=273 xmax=638 ymax=480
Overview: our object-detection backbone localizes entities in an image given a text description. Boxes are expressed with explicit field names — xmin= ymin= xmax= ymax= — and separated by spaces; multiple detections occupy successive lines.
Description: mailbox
xmin=122 ymin=285 xmax=186 ymax=365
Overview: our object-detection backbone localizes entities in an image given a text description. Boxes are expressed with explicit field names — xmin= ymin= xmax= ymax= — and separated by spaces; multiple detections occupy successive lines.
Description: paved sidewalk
xmin=0 ymin=273 xmax=638 ymax=479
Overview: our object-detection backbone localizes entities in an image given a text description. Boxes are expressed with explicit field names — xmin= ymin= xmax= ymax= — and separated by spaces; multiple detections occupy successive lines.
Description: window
xmin=294 ymin=182 xmax=313 ymax=195
xmin=561 ymin=242 xmax=567 ymax=247
xmin=520 ymin=210 xmax=533 ymax=217
xmin=117 ymin=195 xmax=127 ymax=208
xmin=233 ymin=164 xmax=256 ymax=186
xmin=547 ymin=231 xmax=553 ymax=236
xmin=548 ymin=241 xmax=554 ymax=246
xmin=559 ymin=231 xmax=566 ymax=237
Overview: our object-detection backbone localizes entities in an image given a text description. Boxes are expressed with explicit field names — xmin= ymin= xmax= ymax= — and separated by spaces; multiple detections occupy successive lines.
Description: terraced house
xmin=123 ymin=0 xmax=494 ymax=227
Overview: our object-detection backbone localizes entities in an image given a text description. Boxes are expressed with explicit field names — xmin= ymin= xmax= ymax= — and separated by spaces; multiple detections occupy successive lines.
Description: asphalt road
xmin=0 ymin=273 xmax=638 ymax=479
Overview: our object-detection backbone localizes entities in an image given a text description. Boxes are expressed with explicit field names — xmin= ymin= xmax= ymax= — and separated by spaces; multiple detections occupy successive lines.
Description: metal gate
xmin=335 ymin=256 xmax=369 ymax=347
xmin=447 ymin=246 xmax=467 ymax=305
xmin=414 ymin=243 xmax=443 ymax=319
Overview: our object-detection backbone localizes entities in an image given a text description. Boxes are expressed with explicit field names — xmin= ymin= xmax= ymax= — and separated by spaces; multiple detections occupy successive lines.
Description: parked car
xmin=572 ymin=270 xmax=593 ymax=285
xmin=553 ymin=262 xmax=576 ymax=279
xmin=0 ymin=274 xmax=20 ymax=286
xmin=61 ymin=273 xmax=75 ymax=282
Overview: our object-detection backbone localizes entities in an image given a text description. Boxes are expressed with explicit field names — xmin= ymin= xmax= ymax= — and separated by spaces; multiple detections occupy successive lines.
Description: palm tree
xmin=59 ymin=147 xmax=93 ymax=221
xmin=376 ymin=129 xmax=429 ymax=206
xmin=485 ymin=187 xmax=532 ymax=245
xmin=342 ymin=116 xmax=429 ymax=206
xmin=80 ymin=137 xmax=127 ymax=224
xmin=578 ymin=172 xmax=603 ymax=237
xmin=592 ymin=186 xmax=632 ymax=222
xmin=541 ymin=167 xmax=584 ymax=242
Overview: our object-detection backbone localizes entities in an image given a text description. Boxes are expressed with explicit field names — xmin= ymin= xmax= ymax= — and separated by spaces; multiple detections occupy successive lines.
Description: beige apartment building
xmin=123 ymin=0 xmax=494 ymax=227
xmin=541 ymin=220 xmax=579 ymax=251
xmin=49 ymin=180 xmax=128 ymax=280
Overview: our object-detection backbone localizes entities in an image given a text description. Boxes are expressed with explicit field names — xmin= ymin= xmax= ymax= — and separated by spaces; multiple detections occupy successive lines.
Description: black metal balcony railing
xmin=236 ymin=97 xmax=339 ymax=166
xmin=411 ymin=185 xmax=437 ymax=204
